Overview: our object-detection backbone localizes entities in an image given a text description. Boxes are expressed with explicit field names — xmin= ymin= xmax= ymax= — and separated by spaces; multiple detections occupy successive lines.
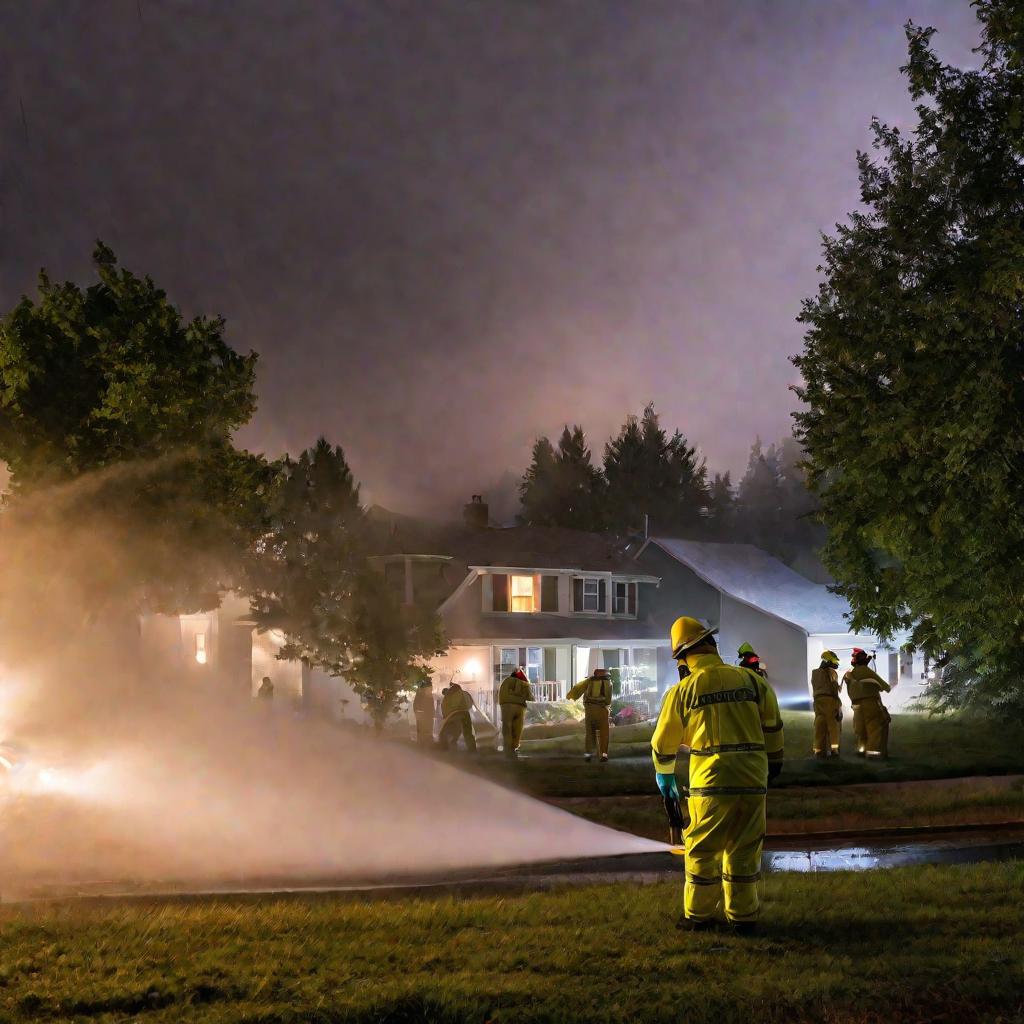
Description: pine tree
xmin=603 ymin=403 xmax=707 ymax=534
xmin=519 ymin=427 xmax=604 ymax=530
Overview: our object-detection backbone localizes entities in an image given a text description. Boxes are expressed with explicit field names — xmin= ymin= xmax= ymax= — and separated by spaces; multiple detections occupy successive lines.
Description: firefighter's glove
xmin=767 ymin=760 xmax=783 ymax=783
xmin=656 ymin=772 xmax=680 ymax=800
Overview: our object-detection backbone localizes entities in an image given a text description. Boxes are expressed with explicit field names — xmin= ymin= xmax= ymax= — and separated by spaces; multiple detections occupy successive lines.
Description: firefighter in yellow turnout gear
xmin=843 ymin=649 xmax=891 ymax=759
xmin=498 ymin=668 xmax=533 ymax=758
xmin=437 ymin=683 xmax=477 ymax=752
xmin=652 ymin=616 xmax=784 ymax=932
xmin=412 ymin=678 xmax=435 ymax=746
xmin=567 ymin=667 xmax=613 ymax=761
xmin=811 ymin=650 xmax=842 ymax=758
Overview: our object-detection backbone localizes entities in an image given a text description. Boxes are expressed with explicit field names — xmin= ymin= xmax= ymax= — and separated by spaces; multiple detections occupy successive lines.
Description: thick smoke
xmin=0 ymin=467 xmax=659 ymax=895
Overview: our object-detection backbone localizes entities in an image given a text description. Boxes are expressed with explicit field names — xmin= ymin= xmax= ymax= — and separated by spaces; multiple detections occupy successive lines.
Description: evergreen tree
xmin=793 ymin=3 xmax=1024 ymax=712
xmin=707 ymin=471 xmax=736 ymax=532
xmin=519 ymin=427 xmax=604 ymax=530
xmin=603 ymin=403 xmax=707 ymax=534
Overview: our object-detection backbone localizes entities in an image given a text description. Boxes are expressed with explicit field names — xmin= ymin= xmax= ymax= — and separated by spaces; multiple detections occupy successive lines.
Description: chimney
xmin=463 ymin=494 xmax=489 ymax=528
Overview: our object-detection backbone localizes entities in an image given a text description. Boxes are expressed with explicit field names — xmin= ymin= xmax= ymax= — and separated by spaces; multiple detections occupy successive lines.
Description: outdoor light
xmin=195 ymin=633 xmax=208 ymax=665
xmin=464 ymin=658 xmax=480 ymax=678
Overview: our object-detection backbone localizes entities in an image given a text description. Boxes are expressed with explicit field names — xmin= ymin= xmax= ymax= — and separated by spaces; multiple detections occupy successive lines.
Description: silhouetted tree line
xmin=517 ymin=404 xmax=824 ymax=572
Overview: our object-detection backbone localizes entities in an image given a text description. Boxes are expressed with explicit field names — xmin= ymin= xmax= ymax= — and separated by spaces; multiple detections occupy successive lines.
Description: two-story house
xmin=367 ymin=502 xmax=672 ymax=721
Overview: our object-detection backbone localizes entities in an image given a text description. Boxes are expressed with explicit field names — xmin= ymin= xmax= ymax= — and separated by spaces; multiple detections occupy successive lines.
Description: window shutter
xmin=492 ymin=573 xmax=509 ymax=612
xmin=598 ymin=579 xmax=607 ymax=612
xmin=541 ymin=575 xmax=559 ymax=613
xmin=573 ymin=578 xmax=584 ymax=612
xmin=628 ymin=582 xmax=637 ymax=615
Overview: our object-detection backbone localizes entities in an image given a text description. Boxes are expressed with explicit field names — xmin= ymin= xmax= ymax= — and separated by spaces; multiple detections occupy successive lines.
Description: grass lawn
xmin=459 ymin=711 xmax=1024 ymax=799
xmin=552 ymin=776 xmax=1024 ymax=842
xmin=1 ymin=864 xmax=1023 ymax=1022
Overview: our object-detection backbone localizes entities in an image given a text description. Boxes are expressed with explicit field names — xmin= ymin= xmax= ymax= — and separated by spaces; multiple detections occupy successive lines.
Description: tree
xmin=249 ymin=438 xmax=446 ymax=730
xmin=707 ymin=471 xmax=736 ymax=532
xmin=793 ymin=4 xmax=1024 ymax=712
xmin=248 ymin=438 xmax=366 ymax=677
xmin=520 ymin=426 xmax=605 ymax=530
xmin=603 ymin=403 xmax=708 ymax=534
xmin=0 ymin=242 xmax=256 ymax=487
xmin=344 ymin=569 xmax=446 ymax=732
xmin=0 ymin=243 xmax=269 ymax=614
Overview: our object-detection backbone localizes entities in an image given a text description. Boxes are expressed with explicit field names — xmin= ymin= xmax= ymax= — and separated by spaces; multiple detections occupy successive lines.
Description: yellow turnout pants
xmin=812 ymin=695 xmax=842 ymax=755
xmin=852 ymin=698 xmax=889 ymax=758
xmin=438 ymin=711 xmax=476 ymax=752
xmin=585 ymin=705 xmax=610 ymax=757
xmin=501 ymin=704 xmax=525 ymax=754
xmin=685 ymin=794 xmax=766 ymax=923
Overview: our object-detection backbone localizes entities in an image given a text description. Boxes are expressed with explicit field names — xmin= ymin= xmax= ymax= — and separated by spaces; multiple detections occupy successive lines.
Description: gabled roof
xmin=367 ymin=506 xmax=645 ymax=576
xmin=648 ymin=537 xmax=854 ymax=636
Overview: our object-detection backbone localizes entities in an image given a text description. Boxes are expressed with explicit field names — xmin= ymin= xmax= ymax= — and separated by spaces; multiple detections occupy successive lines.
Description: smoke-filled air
xmin=0 ymin=465 xmax=659 ymax=896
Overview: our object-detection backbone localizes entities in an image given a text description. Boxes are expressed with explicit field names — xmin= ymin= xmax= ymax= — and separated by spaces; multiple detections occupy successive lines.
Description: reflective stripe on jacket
xmin=810 ymin=666 xmax=839 ymax=700
xmin=651 ymin=652 xmax=784 ymax=792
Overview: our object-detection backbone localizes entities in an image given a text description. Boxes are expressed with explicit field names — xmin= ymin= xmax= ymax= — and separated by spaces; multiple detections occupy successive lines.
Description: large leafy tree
xmin=249 ymin=438 xmax=445 ymax=729
xmin=0 ymin=242 xmax=256 ymax=486
xmin=603 ymin=403 xmax=708 ymax=534
xmin=793 ymin=3 xmax=1024 ymax=712
xmin=519 ymin=426 xmax=605 ymax=530
xmin=0 ymin=243 xmax=270 ymax=613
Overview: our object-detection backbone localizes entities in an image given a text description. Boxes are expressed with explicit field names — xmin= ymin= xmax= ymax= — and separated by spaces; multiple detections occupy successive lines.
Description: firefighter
xmin=437 ymin=683 xmax=477 ymax=753
xmin=811 ymin=650 xmax=842 ymax=759
xmin=737 ymin=642 xmax=767 ymax=678
xmin=256 ymin=676 xmax=274 ymax=701
xmin=412 ymin=677 xmax=435 ymax=746
xmin=653 ymin=616 xmax=784 ymax=933
xmin=567 ymin=667 xmax=613 ymax=762
xmin=842 ymin=649 xmax=891 ymax=759
xmin=498 ymin=667 xmax=533 ymax=759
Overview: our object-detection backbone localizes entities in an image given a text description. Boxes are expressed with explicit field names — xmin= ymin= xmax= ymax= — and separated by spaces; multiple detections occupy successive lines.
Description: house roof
xmin=647 ymin=537 xmax=855 ymax=635
xmin=367 ymin=506 xmax=644 ymax=575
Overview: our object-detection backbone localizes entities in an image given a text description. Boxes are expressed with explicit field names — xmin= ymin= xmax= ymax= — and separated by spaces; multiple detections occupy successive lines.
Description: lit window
xmin=582 ymin=578 xmax=601 ymax=612
xmin=195 ymin=632 xmax=208 ymax=665
xmin=510 ymin=575 xmax=536 ymax=613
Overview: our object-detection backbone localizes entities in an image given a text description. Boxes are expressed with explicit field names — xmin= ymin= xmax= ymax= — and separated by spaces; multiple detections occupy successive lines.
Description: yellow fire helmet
xmin=821 ymin=650 xmax=840 ymax=668
xmin=670 ymin=616 xmax=718 ymax=659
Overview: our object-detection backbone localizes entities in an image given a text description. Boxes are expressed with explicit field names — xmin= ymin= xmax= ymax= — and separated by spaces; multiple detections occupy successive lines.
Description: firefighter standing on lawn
xmin=412 ymin=677 xmax=435 ymax=746
xmin=498 ymin=667 xmax=533 ymax=759
xmin=810 ymin=650 xmax=842 ymax=759
xmin=843 ymin=648 xmax=891 ymax=759
xmin=652 ymin=616 xmax=784 ymax=933
xmin=567 ymin=667 xmax=613 ymax=762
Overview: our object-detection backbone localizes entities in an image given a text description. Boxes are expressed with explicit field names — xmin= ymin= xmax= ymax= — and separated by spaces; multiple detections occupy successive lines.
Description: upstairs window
xmin=612 ymin=581 xmax=638 ymax=616
xmin=573 ymin=577 xmax=606 ymax=613
xmin=510 ymin=574 xmax=536 ymax=613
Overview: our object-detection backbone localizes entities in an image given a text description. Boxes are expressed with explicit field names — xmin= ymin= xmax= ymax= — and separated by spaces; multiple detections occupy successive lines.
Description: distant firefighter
xmin=737 ymin=642 xmax=768 ymax=678
xmin=437 ymin=682 xmax=477 ymax=753
xmin=842 ymin=649 xmax=892 ymax=759
xmin=810 ymin=650 xmax=842 ymax=759
xmin=653 ymin=616 xmax=784 ymax=933
xmin=257 ymin=676 xmax=274 ymax=701
xmin=412 ymin=677 xmax=435 ymax=746
xmin=498 ymin=667 xmax=533 ymax=759
xmin=567 ymin=667 xmax=613 ymax=762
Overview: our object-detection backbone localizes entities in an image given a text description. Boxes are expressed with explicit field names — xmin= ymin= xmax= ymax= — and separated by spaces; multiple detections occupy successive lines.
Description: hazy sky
xmin=1 ymin=1 xmax=981 ymax=514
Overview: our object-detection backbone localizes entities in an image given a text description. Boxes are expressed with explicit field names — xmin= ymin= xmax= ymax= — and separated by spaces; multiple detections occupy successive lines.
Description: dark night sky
xmin=1 ymin=1 xmax=981 ymax=515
